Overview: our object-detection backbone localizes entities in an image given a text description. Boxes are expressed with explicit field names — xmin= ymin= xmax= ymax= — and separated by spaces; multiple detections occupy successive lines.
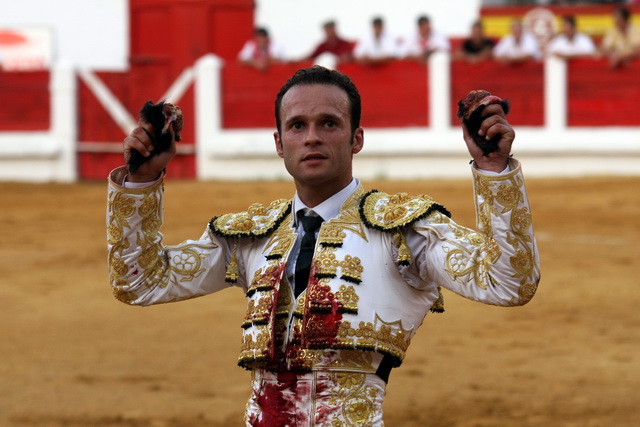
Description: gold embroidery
xmin=319 ymin=223 xmax=347 ymax=246
xmin=328 ymin=372 xmax=379 ymax=426
xmin=315 ymin=247 xmax=340 ymax=278
xmin=335 ymin=285 xmax=359 ymax=313
xmin=393 ymin=230 xmax=411 ymax=266
xmin=326 ymin=350 xmax=375 ymax=371
xmin=225 ymin=240 xmax=239 ymax=283
xmin=360 ymin=190 xmax=447 ymax=230
xmin=107 ymin=182 xmax=217 ymax=305
xmin=434 ymin=169 xmax=538 ymax=304
xmin=211 ymin=199 xmax=290 ymax=238
xmin=339 ymin=255 xmax=363 ymax=284
xmin=325 ymin=210 xmax=369 ymax=243
xmin=263 ymin=226 xmax=295 ymax=259
xmin=335 ymin=317 xmax=411 ymax=364
xmin=238 ymin=325 xmax=271 ymax=367
xmin=247 ymin=263 xmax=285 ymax=296
xmin=242 ymin=292 xmax=274 ymax=327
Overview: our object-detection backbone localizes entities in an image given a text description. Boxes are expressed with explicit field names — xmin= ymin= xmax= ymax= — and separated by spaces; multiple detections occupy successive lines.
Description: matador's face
xmin=274 ymin=84 xmax=363 ymax=198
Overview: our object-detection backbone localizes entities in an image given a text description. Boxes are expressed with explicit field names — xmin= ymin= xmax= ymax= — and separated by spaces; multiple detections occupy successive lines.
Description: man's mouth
xmin=302 ymin=153 xmax=327 ymax=162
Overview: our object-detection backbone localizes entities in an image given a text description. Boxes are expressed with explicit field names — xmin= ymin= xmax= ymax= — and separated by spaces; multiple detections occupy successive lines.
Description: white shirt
xmin=493 ymin=32 xmax=541 ymax=60
xmin=546 ymin=33 xmax=595 ymax=57
xmin=353 ymin=31 xmax=400 ymax=59
xmin=237 ymin=39 xmax=285 ymax=62
xmin=399 ymin=31 xmax=450 ymax=57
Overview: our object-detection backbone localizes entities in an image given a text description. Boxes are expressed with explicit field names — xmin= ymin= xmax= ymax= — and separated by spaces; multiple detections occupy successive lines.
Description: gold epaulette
xmin=209 ymin=199 xmax=292 ymax=239
xmin=359 ymin=190 xmax=450 ymax=232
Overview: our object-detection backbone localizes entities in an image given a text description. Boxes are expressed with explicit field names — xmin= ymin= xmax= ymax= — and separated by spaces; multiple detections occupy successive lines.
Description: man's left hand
xmin=462 ymin=103 xmax=515 ymax=172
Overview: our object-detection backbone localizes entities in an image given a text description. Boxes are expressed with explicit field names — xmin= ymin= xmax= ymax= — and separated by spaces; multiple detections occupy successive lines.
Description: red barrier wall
xmin=222 ymin=62 xmax=314 ymax=128
xmin=568 ymin=59 xmax=640 ymax=127
xmin=450 ymin=60 xmax=544 ymax=126
xmin=339 ymin=61 xmax=429 ymax=128
xmin=0 ymin=71 xmax=50 ymax=131
xmin=222 ymin=61 xmax=429 ymax=129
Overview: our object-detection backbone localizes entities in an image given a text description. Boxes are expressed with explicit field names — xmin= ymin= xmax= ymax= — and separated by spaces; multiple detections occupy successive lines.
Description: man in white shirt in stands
xmin=353 ymin=17 xmax=400 ymax=65
xmin=546 ymin=15 xmax=596 ymax=59
xmin=400 ymin=15 xmax=450 ymax=62
xmin=238 ymin=27 xmax=285 ymax=71
xmin=494 ymin=19 xmax=541 ymax=64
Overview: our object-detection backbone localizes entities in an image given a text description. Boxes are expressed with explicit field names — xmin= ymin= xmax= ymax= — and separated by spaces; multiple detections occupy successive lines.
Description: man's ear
xmin=351 ymin=128 xmax=364 ymax=154
xmin=274 ymin=131 xmax=284 ymax=158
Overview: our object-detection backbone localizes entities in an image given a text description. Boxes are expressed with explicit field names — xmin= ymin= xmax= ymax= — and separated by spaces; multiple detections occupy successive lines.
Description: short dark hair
xmin=323 ymin=20 xmax=336 ymax=29
xmin=418 ymin=15 xmax=430 ymax=26
xmin=255 ymin=27 xmax=269 ymax=37
xmin=563 ymin=15 xmax=576 ymax=28
xmin=274 ymin=66 xmax=362 ymax=135
xmin=615 ymin=7 xmax=630 ymax=22
xmin=372 ymin=17 xmax=384 ymax=26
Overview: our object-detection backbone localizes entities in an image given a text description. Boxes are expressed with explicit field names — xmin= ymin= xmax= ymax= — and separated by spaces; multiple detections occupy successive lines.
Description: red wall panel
xmin=450 ymin=60 xmax=544 ymax=126
xmin=568 ymin=59 xmax=640 ymax=126
xmin=0 ymin=71 xmax=50 ymax=131
xmin=338 ymin=61 xmax=429 ymax=128
xmin=221 ymin=62 xmax=313 ymax=128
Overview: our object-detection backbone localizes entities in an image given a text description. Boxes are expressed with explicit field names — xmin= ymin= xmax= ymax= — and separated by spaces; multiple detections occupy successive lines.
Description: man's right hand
xmin=123 ymin=121 xmax=176 ymax=183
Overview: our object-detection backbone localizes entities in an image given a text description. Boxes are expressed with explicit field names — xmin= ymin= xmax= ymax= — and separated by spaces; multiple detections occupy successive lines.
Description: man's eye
xmin=292 ymin=122 xmax=303 ymax=130
xmin=325 ymin=121 xmax=336 ymax=127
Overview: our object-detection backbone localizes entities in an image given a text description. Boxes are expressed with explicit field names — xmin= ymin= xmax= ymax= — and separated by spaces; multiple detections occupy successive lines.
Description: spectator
xmin=238 ymin=27 xmax=285 ymax=71
xmin=454 ymin=20 xmax=496 ymax=62
xmin=493 ymin=20 xmax=541 ymax=64
xmin=600 ymin=7 xmax=640 ymax=68
xmin=400 ymin=15 xmax=450 ymax=62
xmin=353 ymin=17 xmax=400 ymax=65
xmin=306 ymin=21 xmax=355 ymax=64
xmin=546 ymin=15 xmax=596 ymax=59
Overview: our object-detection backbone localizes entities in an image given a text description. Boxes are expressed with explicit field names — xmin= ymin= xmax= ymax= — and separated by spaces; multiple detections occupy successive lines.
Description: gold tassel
xmin=225 ymin=240 xmax=239 ymax=283
xmin=430 ymin=286 xmax=445 ymax=313
xmin=394 ymin=230 xmax=411 ymax=266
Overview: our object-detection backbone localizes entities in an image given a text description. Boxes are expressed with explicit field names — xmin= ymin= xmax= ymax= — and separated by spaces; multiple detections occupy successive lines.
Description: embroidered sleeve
xmin=406 ymin=159 xmax=540 ymax=307
xmin=106 ymin=167 xmax=236 ymax=306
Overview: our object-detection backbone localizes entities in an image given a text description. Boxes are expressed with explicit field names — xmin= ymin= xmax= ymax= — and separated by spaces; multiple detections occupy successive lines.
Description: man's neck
xmin=296 ymin=178 xmax=359 ymax=209
xmin=296 ymin=178 xmax=353 ymax=208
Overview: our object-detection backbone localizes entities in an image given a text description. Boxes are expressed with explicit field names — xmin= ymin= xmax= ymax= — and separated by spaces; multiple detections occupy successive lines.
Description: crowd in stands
xmin=238 ymin=6 xmax=640 ymax=70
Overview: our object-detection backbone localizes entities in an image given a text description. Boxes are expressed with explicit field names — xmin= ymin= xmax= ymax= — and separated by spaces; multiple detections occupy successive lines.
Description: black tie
xmin=294 ymin=211 xmax=323 ymax=297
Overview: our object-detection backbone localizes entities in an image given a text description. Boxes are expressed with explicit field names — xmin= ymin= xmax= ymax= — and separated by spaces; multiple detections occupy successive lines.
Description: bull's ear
xmin=501 ymin=99 xmax=511 ymax=115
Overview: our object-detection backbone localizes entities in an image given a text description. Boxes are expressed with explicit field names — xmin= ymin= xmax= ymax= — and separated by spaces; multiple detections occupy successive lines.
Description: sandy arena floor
xmin=1 ymin=173 xmax=638 ymax=426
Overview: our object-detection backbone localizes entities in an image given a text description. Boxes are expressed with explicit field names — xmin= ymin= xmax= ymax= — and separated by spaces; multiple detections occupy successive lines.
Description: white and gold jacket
xmin=107 ymin=159 xmax=540 ymax=375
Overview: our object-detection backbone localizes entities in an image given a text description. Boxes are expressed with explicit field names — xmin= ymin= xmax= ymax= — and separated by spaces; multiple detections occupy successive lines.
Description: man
xmin=238 ymin=27 xmax=285 ymax=71
xmin=600 ymin=7 xmax=640 ymax=68
xmin=400 ymin=15 xmax=450 ymax=62
xmin=353 ymin=17 xmax=400 ymax=65
xmin=454 ymin=20 xmax=496 ymax=63
xmin=546 ymin=15 xmax=596 ymax=59
xmin=493 ymin=19 xmax=541 ymax=64
xmin=107 ymin=66 xmax=540 ymax=425
xmin=305 ymin=20 xmax=354 ymax=64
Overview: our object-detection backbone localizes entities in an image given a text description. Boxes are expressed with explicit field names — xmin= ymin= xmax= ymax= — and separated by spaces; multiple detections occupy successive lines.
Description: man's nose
xmin=304 ymin=124 xmax=322 ymax=144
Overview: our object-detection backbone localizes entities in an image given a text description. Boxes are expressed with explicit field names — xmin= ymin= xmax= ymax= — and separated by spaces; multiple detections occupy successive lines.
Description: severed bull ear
xmin=128 ymin=100 xmax=183 ymax=173
xmin=457 ymin=90 xmax=510 ymax=156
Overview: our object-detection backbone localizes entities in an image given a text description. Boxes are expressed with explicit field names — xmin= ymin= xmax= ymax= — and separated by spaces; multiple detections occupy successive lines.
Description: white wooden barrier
xmin=0 ymin=61 xmax=77 ymax=182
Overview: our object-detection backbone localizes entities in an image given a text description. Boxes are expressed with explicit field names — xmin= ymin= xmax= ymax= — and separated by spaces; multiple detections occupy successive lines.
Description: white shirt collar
xmin=292 ymin=178 xmax=359 ymax=226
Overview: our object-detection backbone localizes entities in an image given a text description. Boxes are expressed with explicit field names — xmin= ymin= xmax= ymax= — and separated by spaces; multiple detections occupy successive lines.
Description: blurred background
xmin=0 ymin=0 xmax=638 ymax=182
